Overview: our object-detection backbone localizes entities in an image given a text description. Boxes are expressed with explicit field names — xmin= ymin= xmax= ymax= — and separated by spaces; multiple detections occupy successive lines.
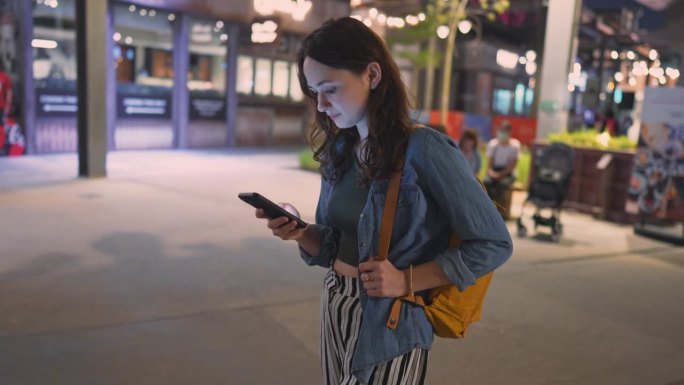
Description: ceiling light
xmin=31 ymin=39 xmax=58 ymax=49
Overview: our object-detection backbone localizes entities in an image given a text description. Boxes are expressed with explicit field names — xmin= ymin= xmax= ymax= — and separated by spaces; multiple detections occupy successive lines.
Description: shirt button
xmin=361 ymin=242 xmax=367 ymax=248
xmin=359 ymin=213 xmax=364 ymax=218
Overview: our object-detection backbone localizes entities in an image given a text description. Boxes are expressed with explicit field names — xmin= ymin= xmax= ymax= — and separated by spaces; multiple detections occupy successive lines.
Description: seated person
xmin=458 ymin=128 xmax=481 ymax=176
xmin=484 ymin=120 xmax=520 ymax=206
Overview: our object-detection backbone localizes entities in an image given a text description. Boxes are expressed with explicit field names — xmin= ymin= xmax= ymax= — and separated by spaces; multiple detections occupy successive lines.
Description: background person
xmin=601 ymin=108 xmax=618 ymax=136
xmin=0 ymin=61 xmax=12 ymax=126
xmin=252 ymin=17 xmax=512 ymax=385
xmin=458 ymin=128 xmax=481 ymax=176
xmin=484 ymin=120 xmax=520 ymax=207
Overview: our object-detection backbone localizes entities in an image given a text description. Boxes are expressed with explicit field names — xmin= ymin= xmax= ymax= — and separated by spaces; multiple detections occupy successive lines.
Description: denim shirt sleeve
xmin=298 ymin=177 xmax=340 ymax=268
xmin=420 ymin=131 xmax=513 ymax=290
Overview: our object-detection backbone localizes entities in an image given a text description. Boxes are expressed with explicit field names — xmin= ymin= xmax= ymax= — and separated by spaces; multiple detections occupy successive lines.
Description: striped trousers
xmin=321 ymin=269 xmax=429 ymax=385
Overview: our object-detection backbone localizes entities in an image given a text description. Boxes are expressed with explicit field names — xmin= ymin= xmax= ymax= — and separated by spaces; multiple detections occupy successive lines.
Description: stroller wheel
xmin=550 ymin=232 xmax=561 ymax=243
xmin=517 ymin=225 xmax=528 ymax=238
xmin=553 ymin=222 xmax=563 ymax=235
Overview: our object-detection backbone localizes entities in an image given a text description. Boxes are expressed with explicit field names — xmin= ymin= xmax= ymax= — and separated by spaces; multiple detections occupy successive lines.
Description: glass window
xmin=493 ymin=89 xmax=512 ymax=115
xmin=514 ymin=83 xmax=525 ymax=115
xmin=236 ymin=57 xmax=304 ymax=101
xmin=289 ymin=62 xmax=303 ymax=101
xmin=33 ymin=0 xmax=77 ymax=83
xmin=188 ymin=18 xmax=227 ymax=94
xmin=254 ymin=58 xmax=272 ymax=96
xmin=113 ymin=3 xmax=174 ymax=122
xmin=113 ymin=4 xmax=174 ymax=89
xmin=236 ymin=55 xmax=253 ymax=95
xmin=32 ymin=0 xmax=78 ymax=117
xmin=272 ymin=60 xmax=289 ymax=97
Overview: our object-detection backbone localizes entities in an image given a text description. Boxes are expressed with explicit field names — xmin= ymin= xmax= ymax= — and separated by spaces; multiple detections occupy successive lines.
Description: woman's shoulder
xmin=408 ymin=124 xmax=458 ymax=151
xmin=404 ymin=125 xmax=460 ymax=168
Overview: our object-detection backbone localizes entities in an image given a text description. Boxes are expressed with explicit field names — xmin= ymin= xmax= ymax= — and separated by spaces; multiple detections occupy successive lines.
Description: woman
xmin=255 ymin=17 xmax=512 ymax=385
xmin=458 ymin=128 xmax=481 ymax=176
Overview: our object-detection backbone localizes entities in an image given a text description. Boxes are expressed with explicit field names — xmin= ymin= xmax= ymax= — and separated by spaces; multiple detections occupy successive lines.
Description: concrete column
xmin=18 ymin=0 xmax=36 ymax=155
xmin=106 ymin=2 xmax=116 ymax=151
xmin=172 ymin=13 xmax=189 ymax=149
xmin=535 ymin=0 xmax=582 ymax=140
xmin=75 ymin=0 xmax=109 ymax=177
xmin=225 ymin=23 xmax=240 ymax=147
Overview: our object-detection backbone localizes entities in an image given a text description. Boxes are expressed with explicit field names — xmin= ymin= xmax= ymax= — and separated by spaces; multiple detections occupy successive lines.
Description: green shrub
xmin=299 ymin=147 xmax=531 ymax=189
xmin=547 ymin=129 xmax=636 ymax=150
xmin=299 ymin=148 xmax=319 ymax=172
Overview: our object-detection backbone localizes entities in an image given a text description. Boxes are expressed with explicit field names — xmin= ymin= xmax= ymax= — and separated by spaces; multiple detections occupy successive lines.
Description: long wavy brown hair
xmin=297 ymin=17 xmax=412 ymax=185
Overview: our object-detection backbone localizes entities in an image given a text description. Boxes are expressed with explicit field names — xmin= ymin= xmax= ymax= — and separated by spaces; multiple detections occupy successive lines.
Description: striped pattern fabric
xmin=321 ymin=269 xmax=429 ymax=385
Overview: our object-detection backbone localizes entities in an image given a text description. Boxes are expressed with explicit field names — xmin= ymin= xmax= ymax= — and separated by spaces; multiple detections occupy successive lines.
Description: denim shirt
xmin=299 ymin=127 xmax=512 ymax=384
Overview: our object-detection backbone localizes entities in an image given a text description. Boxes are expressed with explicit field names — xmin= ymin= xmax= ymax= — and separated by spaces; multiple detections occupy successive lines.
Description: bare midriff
xmin=333 ymin=258 xmax=358 ymax=278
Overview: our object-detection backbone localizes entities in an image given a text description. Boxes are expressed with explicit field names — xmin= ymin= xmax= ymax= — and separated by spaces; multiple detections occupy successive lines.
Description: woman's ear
xmin=367 ymin=62 xmax=382 ymax=90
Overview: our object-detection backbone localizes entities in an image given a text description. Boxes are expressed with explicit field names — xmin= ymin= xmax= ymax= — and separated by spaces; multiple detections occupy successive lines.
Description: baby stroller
xmin=516 ymin=142 xmax=575 ymax=242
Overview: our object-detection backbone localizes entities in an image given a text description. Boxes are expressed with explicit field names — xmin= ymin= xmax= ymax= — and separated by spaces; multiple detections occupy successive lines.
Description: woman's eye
xmin=325 ymin=88 xmax=337 ymax=95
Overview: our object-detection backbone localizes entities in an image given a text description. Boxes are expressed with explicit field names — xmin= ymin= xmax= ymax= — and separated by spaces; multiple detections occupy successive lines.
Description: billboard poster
xmin=117 ymin=93 xmax=172 ymax=119
xmin=625 ymin=87 xmax=684 ymax=221
xmin=189 ymin=95 xmax=225 ymax=121
xmin=35 ymin=87 xmax=78 ymax=117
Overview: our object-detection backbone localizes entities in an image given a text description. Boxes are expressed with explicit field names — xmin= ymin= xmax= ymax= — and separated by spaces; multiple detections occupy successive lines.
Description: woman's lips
xmin=328 ymin=113 xmax=340 ymax=120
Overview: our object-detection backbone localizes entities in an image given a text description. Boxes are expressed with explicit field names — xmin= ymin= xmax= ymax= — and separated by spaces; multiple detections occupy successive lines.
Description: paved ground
xmin=1 ymin=149 xmax=683 ymax=385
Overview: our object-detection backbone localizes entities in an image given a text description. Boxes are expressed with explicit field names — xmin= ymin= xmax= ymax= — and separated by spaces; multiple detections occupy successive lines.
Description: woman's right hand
xmin=255 ymin=204 xmax=308 ymax=241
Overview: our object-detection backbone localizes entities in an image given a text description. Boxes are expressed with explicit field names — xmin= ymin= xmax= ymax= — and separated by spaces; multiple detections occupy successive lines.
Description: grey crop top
xmin=327 ymin=158 xmax=370 ymax=267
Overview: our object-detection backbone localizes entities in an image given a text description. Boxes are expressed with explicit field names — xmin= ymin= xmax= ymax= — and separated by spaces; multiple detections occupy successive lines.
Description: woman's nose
xmin=316 ymin=93 xmax=329 ymax=112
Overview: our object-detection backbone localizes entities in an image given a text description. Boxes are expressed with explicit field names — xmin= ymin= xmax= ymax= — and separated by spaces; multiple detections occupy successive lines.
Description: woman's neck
xmin=356 ymin=121 xmax=369 ymax=142
xmin=354 ymin=122 xmax=369 ymax=163
xmin=354 ymin=137 xmax=367 ymax=163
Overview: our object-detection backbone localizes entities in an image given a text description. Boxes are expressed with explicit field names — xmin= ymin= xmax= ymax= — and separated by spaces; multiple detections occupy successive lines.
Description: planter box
xmin=530 ymin=143 xmax=636 ymax=224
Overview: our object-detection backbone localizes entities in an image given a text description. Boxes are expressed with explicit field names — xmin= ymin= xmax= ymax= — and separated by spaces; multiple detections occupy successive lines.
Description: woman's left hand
xmin=358 ymin=257 xmax=408 ymax=298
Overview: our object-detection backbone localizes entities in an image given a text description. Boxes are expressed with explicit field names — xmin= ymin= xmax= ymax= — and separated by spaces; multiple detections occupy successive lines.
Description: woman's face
xmin=303 ymin=57 xmax=373 ymax=131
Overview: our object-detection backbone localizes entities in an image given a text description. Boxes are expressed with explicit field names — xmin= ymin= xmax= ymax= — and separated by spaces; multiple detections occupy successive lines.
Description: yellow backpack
xmin=378 ymin=157 xmax=494 ymax=338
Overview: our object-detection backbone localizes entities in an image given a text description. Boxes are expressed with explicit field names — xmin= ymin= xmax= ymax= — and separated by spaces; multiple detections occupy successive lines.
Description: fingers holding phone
xmin=240 ymin=192 xmax=306 ymax=226
xmin=239 ymin=192 xmax=308 ymax=240
xmin=256 ymin=205 xmax=307 ymax=240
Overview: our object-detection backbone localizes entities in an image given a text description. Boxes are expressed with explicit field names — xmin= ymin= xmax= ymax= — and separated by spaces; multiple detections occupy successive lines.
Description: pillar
xmin=535 ymin=0 xmax=582 ymax=140
xmin=75 ymin=0 xmax=110 ymax=177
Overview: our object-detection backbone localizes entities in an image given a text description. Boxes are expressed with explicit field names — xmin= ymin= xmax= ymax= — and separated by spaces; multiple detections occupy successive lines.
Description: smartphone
xmin=238 ymin=192 xmax=307 ymax=228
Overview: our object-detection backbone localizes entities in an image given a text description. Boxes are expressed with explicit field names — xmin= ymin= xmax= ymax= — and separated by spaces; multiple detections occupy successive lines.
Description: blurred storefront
xmin=362 ymin=0 xmax=547 ymax=146
xmin=449 ymin=37 xmax=541 ymax=144
xmin=0 ymin=0 xmax=24 ymax=155
xmin=2 ymin=0 xmax=349 ymax=156
xmin=569 ymin=0 xmax=682 ymax=139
